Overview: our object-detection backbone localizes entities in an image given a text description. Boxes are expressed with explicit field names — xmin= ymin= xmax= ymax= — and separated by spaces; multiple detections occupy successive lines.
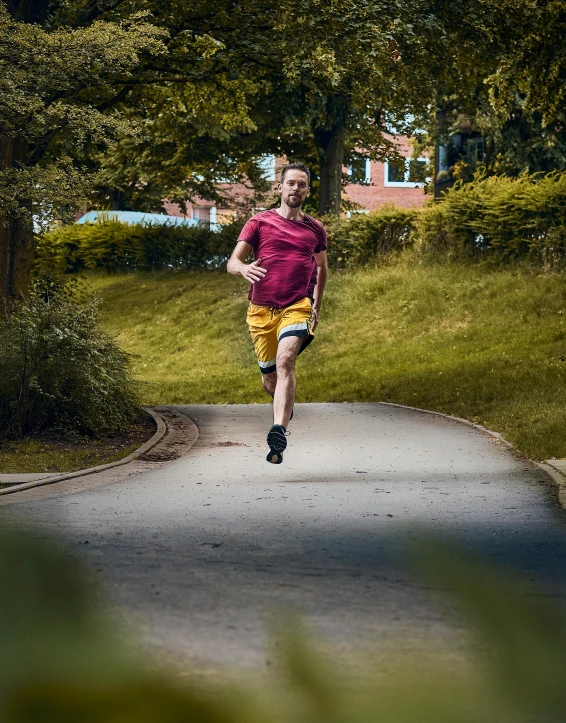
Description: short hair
xmin=280 ymin=162 xmax=310 ymax=185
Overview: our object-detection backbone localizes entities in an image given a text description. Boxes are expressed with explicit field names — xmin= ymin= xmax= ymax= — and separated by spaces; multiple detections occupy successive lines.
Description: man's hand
xmin=241 ymin=258 xmax=267 ymax=284
xmin=311 ymin=306 xmax=320 ymax=332
xmin=227 ymin=241 xmax=267 ymax=283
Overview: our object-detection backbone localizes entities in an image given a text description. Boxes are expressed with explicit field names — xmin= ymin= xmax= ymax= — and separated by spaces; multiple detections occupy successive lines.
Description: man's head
xmin=278 ymin=163 xmax=310 ymax=209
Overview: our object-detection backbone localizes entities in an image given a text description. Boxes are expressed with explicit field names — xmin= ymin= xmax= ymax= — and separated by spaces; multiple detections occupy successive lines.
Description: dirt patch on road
xmin=138 ymin=407 xmax=199 ymax=462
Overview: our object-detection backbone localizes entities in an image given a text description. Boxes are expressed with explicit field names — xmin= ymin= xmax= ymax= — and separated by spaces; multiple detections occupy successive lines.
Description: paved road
xmin=2 ymin=403 xmax=566 ymax=670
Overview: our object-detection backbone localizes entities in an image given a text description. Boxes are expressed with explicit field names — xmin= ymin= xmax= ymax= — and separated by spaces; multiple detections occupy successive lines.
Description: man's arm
xmin=311 ymin=250 xmax=328 ymax=331
xmin=227 ymin=240 xmax=267 ymax=284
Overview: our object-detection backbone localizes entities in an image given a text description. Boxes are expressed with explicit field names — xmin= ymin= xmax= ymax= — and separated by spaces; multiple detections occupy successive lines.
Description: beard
xmin=284 ymin=194 xmax=303 ymax=208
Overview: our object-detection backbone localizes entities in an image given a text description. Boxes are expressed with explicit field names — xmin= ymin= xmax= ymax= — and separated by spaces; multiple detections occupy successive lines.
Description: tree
xmin=0 ymin=0 xmax=167 ymax=298
xmin=413 ymin=0 xmax=566 ymax=182
xmin=48 ymin=0 xmax=275 ymax=216
xmin=89 ymin=73 xmax=277 ymax=214
xmin=261 ymin=0 xmax=439 ymax=214
xmin=185 ymin=0 xmax=440 ymax=214
xmin=7 ymin=0 xmax=561 ymax=301
xmin=74 ymin=0 xmax=442 ymax=216
xmin=483 ymin=0 xmax=566 ymax=175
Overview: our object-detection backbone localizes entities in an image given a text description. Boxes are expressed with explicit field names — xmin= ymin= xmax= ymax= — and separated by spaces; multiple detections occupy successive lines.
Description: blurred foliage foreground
xmin=1 ymin=527 xmax=566 ymax=722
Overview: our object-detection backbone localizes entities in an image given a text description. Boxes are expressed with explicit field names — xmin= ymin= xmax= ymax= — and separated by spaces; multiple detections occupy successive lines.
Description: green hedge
xmin=328 ymin=176 xmax=566 ymax=265
xmin=36 ymin=173 xmax=566 ymax=275
xmin=36 ymin=219 xmax=244 ymax=274
xmin=37 ymin=209 xmax=416 ymax=275
xmin=324 ymin=205 xmax=417 ymax=268
xmin=418 ymin=172 xmax=566 ymax=261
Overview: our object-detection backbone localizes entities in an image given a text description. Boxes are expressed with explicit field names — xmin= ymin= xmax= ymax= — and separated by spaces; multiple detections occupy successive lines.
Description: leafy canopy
xmin=0 ymin=3 xmax=167 ymax=226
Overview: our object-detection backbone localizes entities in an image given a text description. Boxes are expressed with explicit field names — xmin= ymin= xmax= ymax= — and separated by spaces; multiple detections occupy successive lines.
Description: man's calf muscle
xmin=262 ymin=372 xmax=277 ymax=397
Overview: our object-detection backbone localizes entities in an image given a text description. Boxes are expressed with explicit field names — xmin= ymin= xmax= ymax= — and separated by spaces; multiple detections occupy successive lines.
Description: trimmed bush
xmin=36 ymin=211 xmax=416 ymax=275
xmin=35 ymin=173 xmax=566 ymax=276
xmin=0 ymin=277 xmax=139 ymax=439
xmin=324 ymin=205 xmax=417 ymax=268
xmin=418 ymin=172 xmax=566 ymax=262
xmin=36 ymin=219 xmax=245 ymax=274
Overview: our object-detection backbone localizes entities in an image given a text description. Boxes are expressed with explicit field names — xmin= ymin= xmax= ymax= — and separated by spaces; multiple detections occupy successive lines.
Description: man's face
xmin=279 ymin=170 xmax=309 ymax=208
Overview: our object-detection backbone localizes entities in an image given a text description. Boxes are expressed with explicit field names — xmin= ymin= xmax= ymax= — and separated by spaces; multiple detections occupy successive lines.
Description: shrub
xmin=323 ymin=205 xmax=417 ymax=268
xmin=35 ymin=173 xmax=566 ymax=276
xmin=418 ymin=171 xmax=566 ymax=262
xmin=36 ymin=219 xmax=245 ymax=274
xmin=0 ymin=277 xmax=139 ymax=439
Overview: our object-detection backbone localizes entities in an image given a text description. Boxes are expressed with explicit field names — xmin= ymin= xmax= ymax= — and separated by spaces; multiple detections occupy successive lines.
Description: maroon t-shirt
xmin=238 ymin=209 xmax=327 ymax=308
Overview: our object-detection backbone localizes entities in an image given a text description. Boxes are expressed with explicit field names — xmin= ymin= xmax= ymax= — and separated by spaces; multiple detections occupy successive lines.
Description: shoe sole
xmin=266 ymin=428 xmax=287 ymax=464
xmin=266 ymin=450 xmax=283 ymax=464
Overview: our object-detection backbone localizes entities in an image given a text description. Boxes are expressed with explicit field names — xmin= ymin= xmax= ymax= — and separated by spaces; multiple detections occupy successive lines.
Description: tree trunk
xmin=314 ymin=121 xmax=345 ymax=215
xmin=313 ymin=95 xmax=348 ymax=215
xmin=0 ymin=211 xmax=33 ymax=301
xmin=0 ymin=135 xmax=33 ymax=300
xmin=107 ymin=188 xmax=122 ymax=210
xmin=7 ymin=0 xmax=51 ymax=22
xmin=0 ymin=0 xmax=51 ymax=301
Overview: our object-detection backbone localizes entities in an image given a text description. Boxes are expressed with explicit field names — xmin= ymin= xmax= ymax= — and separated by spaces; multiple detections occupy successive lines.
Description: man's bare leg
xmin=272 ymin=335 xmax=303 ymax=429
xmin=262 ymin=371 xmax=277 ymax=398
xmin=262 ymin=370 xmax=295 ymax=424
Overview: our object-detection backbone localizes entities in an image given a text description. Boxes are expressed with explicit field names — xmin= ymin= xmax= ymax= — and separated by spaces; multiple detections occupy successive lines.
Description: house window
xmin=348 ymin=157 xmax=371 ymax=184
xmin=384 ymin=157 xmax=429 ymax=188
xmin=408 ymin=158 xmax=428 ymax=183
xmin=467 ymin=137 xmax=485 ymax=163
xmin=386 ymin=159 xmax=405 ymax=183
xmin=193 ymin=206 xmax=211 ymax=227
xmin=193 ymin=206 xmax=219 ymax=229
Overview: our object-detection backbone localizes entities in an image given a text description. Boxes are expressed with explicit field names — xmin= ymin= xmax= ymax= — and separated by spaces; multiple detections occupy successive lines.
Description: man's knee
xmin=276 ymin=335 xmax=303 ymax=374
xmin=277 ymin=349 xmax=298 ymax=374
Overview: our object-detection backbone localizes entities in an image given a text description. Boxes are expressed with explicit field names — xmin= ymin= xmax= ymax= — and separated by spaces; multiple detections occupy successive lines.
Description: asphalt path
xmin=2 ymin=403 xmax=566 ymax=671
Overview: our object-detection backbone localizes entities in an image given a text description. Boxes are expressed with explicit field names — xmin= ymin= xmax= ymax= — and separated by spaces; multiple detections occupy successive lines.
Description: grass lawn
xmin=0 ymin=413 xmax=155 ymax=475
xmin=89 ymin=256 xmax=566 ymax=460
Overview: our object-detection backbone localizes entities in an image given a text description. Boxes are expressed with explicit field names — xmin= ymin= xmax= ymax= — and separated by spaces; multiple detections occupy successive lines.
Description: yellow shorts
xmin=246 ymin=297 xmax=314 ymax=375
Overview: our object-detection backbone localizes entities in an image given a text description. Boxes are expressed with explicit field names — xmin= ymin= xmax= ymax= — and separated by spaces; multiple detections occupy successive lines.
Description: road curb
xmin=379 ymin=401 xmax=566 ymax=512
xmin=538 ymin=462 xmax=566 ymax=510
xmin=0 ymin=406 xmax=167 ymax=496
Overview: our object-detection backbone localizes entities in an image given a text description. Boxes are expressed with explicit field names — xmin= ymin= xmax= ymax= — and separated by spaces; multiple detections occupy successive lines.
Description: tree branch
xmin=28 ymin=128 xmax=61 ymax=166
xmin=78 ymin=0 xmax=130 ymax=24
xmin=96 ymin=85 xmax=133 ymax=112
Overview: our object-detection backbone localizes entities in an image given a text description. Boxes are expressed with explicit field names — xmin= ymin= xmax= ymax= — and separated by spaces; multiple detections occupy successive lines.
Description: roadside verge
xmin=0 ymin=406 xmax=198 ymax=496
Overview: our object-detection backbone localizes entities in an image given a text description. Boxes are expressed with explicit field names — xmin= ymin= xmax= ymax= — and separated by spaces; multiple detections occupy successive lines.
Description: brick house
xmin=344 ymin=135 xmax=429 ymax=213
xmin=164 ymin=134 xmax=428 ymax=226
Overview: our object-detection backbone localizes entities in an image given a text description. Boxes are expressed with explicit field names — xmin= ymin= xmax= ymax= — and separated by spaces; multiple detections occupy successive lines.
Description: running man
xmin=227 ymin=162 xmax=328 ymax=464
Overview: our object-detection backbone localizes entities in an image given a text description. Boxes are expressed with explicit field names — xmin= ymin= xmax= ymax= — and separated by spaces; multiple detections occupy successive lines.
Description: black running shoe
xmin=266 ymin=424 xmax=287 ymax=464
